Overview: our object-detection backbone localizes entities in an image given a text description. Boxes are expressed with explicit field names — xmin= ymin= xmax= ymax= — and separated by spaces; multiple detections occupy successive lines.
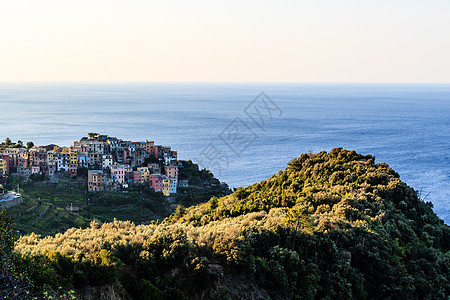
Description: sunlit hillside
xmin=2 ymin=148 xmax=449 ymax=299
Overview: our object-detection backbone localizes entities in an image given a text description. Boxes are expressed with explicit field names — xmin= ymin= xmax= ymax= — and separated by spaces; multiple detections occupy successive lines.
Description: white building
xmin=110 ymin=163 xmax=132 ymax=186
xmin=57 ymin=152 xmax=70 ymax=172
xmin=178 ymin=179 xmax=189 ymax=188
xmin=47 ymin=151 xmax=57 ymax=168
xmin=48 ymin=165 xmax=57 ymax=177
xmin=107 ymin=138 xmax=119 ymax=152
xmin=87 ymin=142 xmax=107 ymax=154
xmin=102 ymin=154 xmax=113 ymax=170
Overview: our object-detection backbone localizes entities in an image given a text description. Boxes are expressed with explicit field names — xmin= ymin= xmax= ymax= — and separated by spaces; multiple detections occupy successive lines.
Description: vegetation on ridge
xmin=2 ymin=148 xmax=449 ymax=299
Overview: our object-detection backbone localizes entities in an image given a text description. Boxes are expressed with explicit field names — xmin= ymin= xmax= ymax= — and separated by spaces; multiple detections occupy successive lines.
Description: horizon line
xmin=1 ymin=81 xmax=450 ymax=85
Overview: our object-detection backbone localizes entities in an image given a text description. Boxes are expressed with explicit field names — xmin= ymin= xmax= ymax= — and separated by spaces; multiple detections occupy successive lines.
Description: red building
xmin=33 ymin=152 xmax=48 ymax=173
xmin=69 ymin=164 xmax=77 ymax=176
xmin=0 ymin=154 xmax=10 ymax=174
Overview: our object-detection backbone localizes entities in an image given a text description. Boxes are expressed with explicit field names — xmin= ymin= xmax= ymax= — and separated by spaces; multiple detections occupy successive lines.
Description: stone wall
xmin=0 ymin=194 xmax=23 ymax=209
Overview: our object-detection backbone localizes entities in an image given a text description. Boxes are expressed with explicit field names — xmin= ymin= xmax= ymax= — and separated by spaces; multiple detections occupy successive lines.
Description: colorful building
xmin=169 ymin=177 xmax=177 ymax=194
xmin=106 ymin=137 xmax=119 ymax=152
xmin=72 ymin=143 xmax=87 ymax=154
xmin=149 ymin=174 xmax=163 ymax=192
xmin=86 ymin=141 xmax=107 ymax=154
xmin=148 ymin=163 xmax=161 ymax=175
xmin=77 ymin=153 xmax=89 ymax=168
xmin=0 ymin=148 xmax=22 ymax=167
xmin=88 ymin=153 xmax=102 ymax=169
xmin=47 ymin=151 xmax=57 ymax=169
xmin=88 ymin=170 xmax=117 ymax=191
xmin=70 ymin=149 xmax=78 ymax=165
xmin=0 ymin=159 xmax=8 ymax=176
xmin=162 ymin=176 xmax=171 ymax=196
xmin=137 ymin=167 xmax=150 ymax=183
xmin=164 ymin=151 xmax=177 ymax=165
xmin=32 ymin=152 xmax=47 ymax=173
xmin=2 ymin=135 xmax=179 ymax=194
xmin=57 ymin=150 xmax=70 ymax=172
xmin=110 ymin=164 xmax=132 ymax=186
xmin=69 ymin=164 xmax=77 ymax=176
xmin=165 ymin=165 xmax=179 ymax=180
xmin=141 ymin=140 xmax=154 ymax=155
xmin=18 ymin=156 xmax=28 ymax=168
xmin=88 ymin=170 xmax=104 ymax=192
xmin=102 ymin=154 xmax=113 ymax=170
xmin=132 ymin=171 xmax=141 ymax=184
xmin=31 ymin=166 xmax=40 ymax=174
xmin=0 ymin=155 xmax=10 ymax=174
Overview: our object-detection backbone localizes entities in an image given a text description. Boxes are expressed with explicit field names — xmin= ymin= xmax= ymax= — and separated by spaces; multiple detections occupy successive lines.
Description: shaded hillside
xmin=5 ymin=148 xmax=450 ymax=299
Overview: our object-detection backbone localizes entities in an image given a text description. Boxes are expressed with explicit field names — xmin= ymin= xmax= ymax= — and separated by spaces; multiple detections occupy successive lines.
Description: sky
xmin=1 ymin=1 xmax=449 ymax=83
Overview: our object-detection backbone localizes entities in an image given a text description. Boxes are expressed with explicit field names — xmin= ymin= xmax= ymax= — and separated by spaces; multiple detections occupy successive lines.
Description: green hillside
xmin=4 ymin=160 xmax=229 ymax=236
xmin=2 ymin=148 xmax=449 ymax=299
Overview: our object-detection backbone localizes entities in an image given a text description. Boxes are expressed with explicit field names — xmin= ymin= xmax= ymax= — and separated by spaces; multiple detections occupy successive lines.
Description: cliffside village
xmin=0 ymin=134 xmax=186 ymax=196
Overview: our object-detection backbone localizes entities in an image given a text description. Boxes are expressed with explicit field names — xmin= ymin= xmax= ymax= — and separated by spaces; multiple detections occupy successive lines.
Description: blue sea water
xmin=0 ymin=83 xmax=449 ymax=223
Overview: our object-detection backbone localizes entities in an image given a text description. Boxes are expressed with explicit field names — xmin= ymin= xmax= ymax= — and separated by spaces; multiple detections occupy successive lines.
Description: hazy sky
xmin=1 ymin=1 xmax=449 ymax=82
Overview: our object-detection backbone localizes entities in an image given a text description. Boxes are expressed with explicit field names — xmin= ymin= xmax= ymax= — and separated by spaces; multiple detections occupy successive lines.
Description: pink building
xmin=149 ymin=174 xmax=163 ymax=192
xmin=165 ymin=165 xmax=178 ymax=180
xmin=33 ymin=152 xmax=47 ymax=167
xmin=31 ymin=166 xmax=40 ymax=174
xmin=31 ymin=152 xmax=48 ymax=174
xmin=110 ymin=164 xmax=132 ymax=185
xmin=18 ymin=158 xmax=28 ymax=168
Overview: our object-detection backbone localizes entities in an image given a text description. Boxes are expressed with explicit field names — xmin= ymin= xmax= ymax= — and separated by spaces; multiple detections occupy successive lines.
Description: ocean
xmin=0 ymin=83 xmax=449 ymax=223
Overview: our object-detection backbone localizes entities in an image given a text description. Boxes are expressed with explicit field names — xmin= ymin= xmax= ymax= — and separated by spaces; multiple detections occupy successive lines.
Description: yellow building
xmin=0 ymin=159 xmax=7 ymax=176
xmin=162 ymin=177 xmax=171 ymax=196
xmin=137 ymin=167 xmax=150 ymax=183
xmin=28 ymin=151 xmax=35 ymax=166
xmin=70 ymin=149 xmax=78 ymax=165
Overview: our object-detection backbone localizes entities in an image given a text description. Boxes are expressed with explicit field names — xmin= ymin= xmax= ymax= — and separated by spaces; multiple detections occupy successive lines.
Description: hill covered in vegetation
xmin=4 ymin=160 xmax=229 ymax=236
xmin=2 ymin=148 xmax=449 ymax=299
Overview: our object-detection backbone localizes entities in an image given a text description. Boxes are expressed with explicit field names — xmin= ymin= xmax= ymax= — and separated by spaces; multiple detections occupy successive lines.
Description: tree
xmin=0 ymin=210 xmax=15 ymax=254
xmin=174 ymin=205 xmax=186 ymax=219
xmin=88 ymin=133 xmax=99 ymax=138
xmin=77 ymin=167 xmax=88 ymax=177
xmin=284 ymin=205 xmax=312 ymax=249
xmin=0 ymin=210 xmax=31 ymax=298
xmin=17 ymin=140 xmax=23 ymax=147
xmin=26 ymin=141 xmax=34 ymax=149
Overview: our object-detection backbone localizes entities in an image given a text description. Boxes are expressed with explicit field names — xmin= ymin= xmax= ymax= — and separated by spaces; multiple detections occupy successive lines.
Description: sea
xmin=0 ymin=83 xmax=449 ymax=223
